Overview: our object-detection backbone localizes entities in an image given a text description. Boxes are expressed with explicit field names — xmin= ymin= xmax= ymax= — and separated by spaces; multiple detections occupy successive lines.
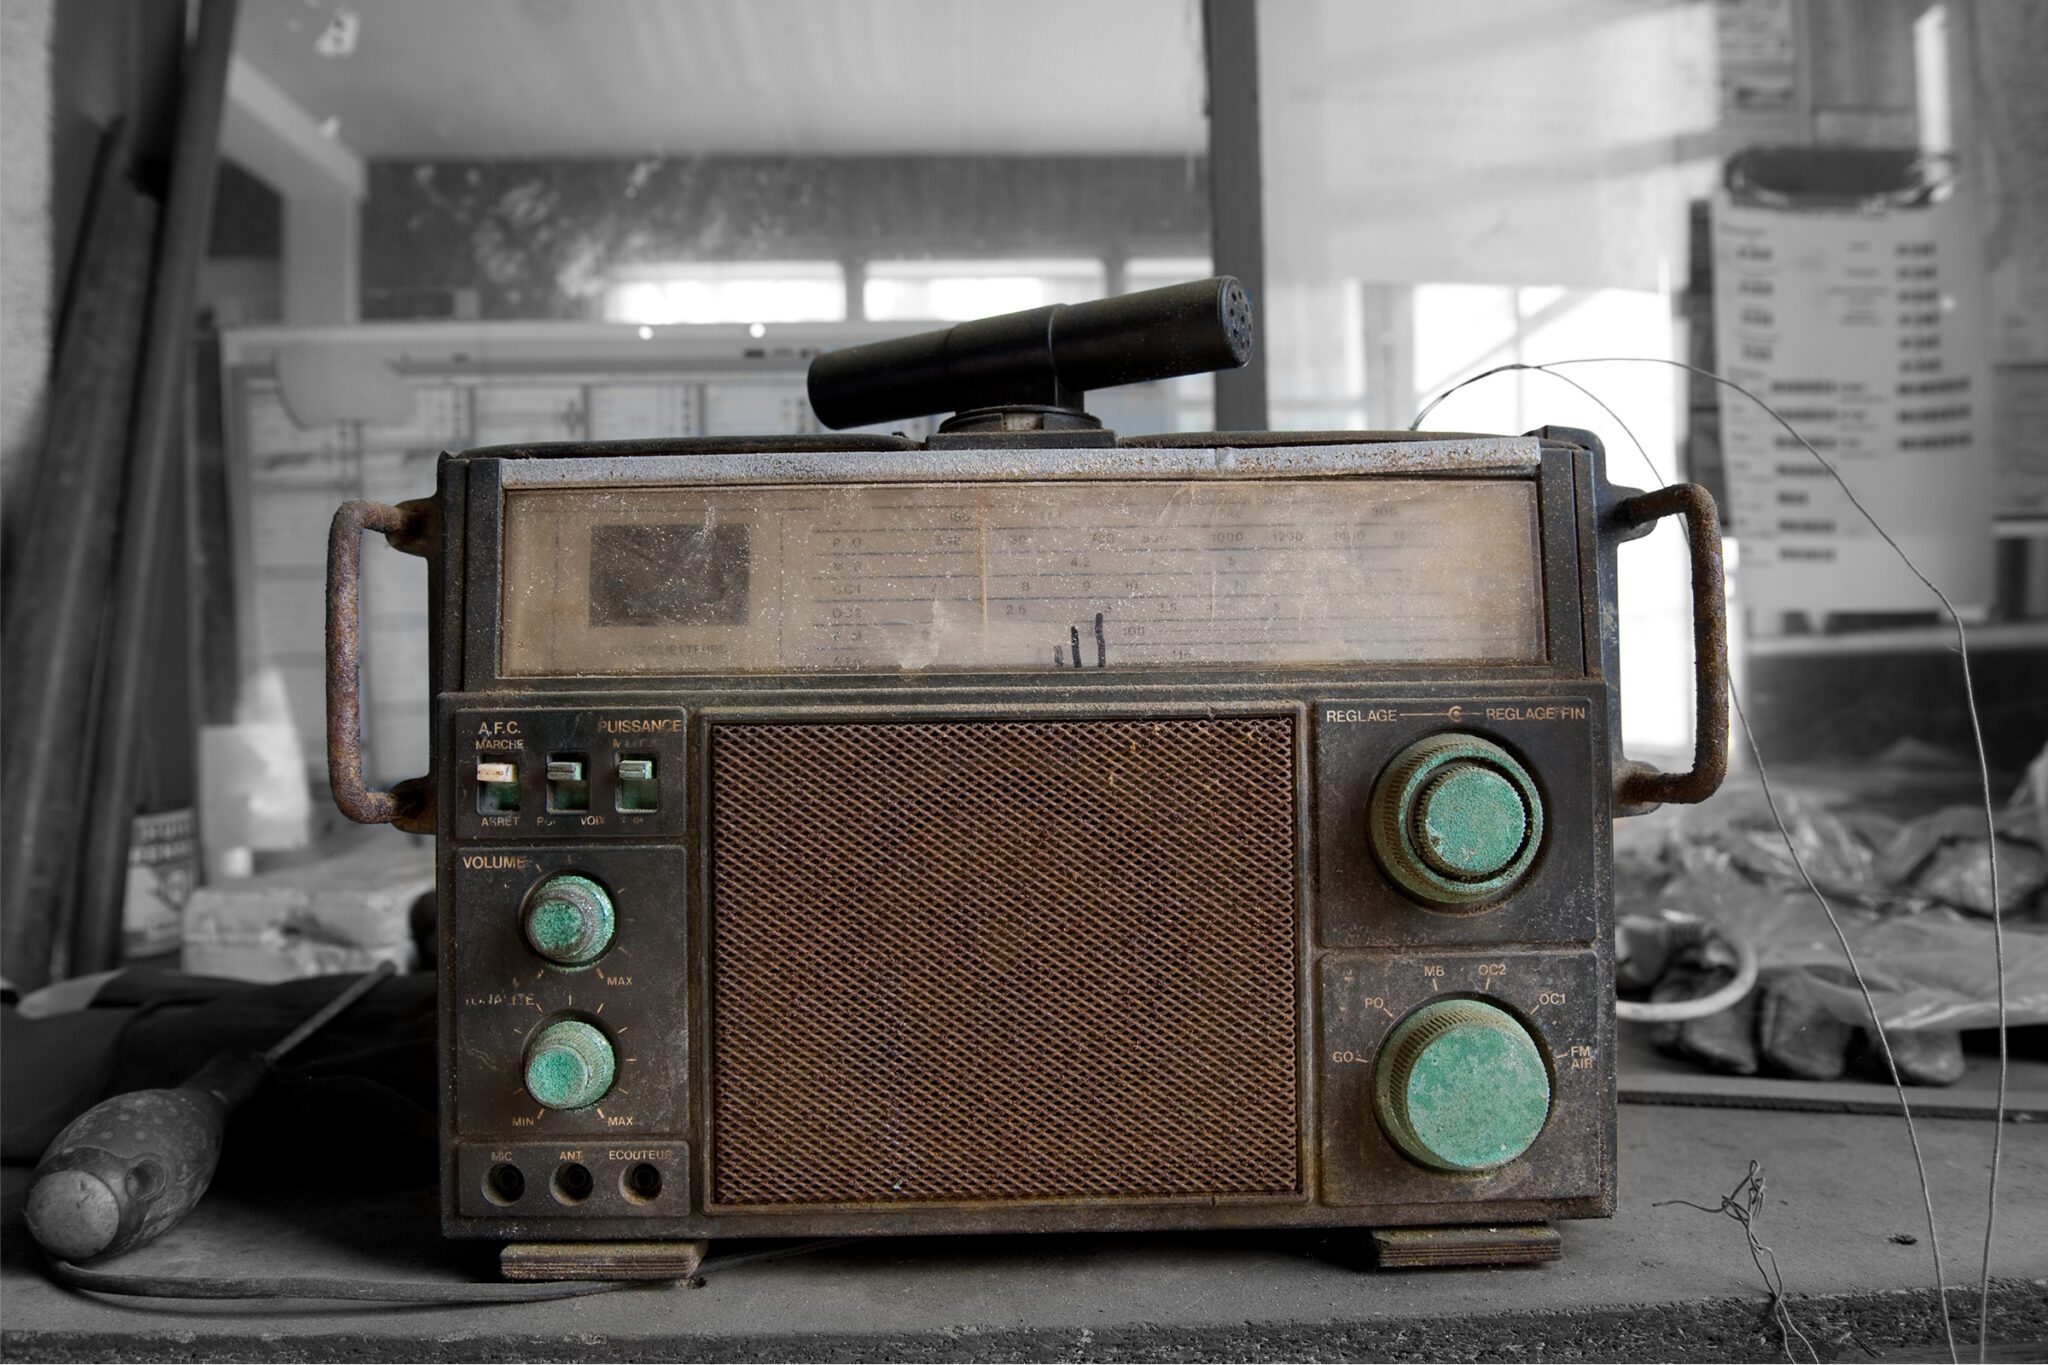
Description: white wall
xmin=1 ymin=0 xmax=53 ymax=527
xmin=1255 ymin=0 xmax=1722 ymax=758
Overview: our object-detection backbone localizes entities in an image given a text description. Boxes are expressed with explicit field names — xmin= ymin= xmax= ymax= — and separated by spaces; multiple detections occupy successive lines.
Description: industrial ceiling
xmin=235 ymin=0 xmax=1209 ymax=159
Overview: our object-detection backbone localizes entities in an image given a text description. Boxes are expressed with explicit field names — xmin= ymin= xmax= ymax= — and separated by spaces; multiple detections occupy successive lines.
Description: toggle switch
xmin=477 ymin=760 xmax=520 ymax=813
xmin=616 ymin=754 xmax=659 ymax=812
xmin=546 ymin=753 xmax=589 ymax=812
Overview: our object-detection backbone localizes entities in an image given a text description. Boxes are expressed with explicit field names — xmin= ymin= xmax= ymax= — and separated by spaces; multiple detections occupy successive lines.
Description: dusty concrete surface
xmin=3 ymin=1103 xmax=2043 ymax=1362
xmin=3 ymin=1286 xmax=2045 ymax=1363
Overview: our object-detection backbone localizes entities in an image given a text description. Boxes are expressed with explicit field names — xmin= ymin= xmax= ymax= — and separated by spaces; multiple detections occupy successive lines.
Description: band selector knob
xmin=521 ymin=873 xmax=615 ymax=966
xmin=1369 ymin=734 xmax=1543 ymax=906
xmin=1372 ymin=999 xmax=1551 ymax=1171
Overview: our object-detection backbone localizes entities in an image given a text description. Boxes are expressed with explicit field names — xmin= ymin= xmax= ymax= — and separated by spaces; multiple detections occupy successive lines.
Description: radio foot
xmin=1366 ymin=1223 xmax=1560 ymax=1269
xmin=500 ymin=1239 xmax=708 ymax=1282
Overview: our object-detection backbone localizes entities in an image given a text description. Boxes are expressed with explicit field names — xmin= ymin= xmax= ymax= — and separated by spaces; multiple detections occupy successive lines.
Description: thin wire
xmin=1417 ymin=361 xmax=1978 ymax=1362
xmin=1418 ymin=354 xmax=2008 ymax=1352
xmin=1730 ymin=684 xmax=1957 ymax=1362
xmin=1656 ymin=1160 xmax=1819 ymax=1362
xmin=1540 ymin=354 xmax=2006 ymax=1362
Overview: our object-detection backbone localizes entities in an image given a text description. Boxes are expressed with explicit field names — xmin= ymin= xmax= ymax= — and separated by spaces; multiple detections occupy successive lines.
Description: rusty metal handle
xmin=327 ymin=500 xmax=433 ymax=833
xmin=1611 ymin=483 xmax=1729 ymax=809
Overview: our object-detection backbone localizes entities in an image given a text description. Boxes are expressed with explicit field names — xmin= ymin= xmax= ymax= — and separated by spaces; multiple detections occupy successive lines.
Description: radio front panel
xmin=417 ymin=433 xmax=1653 ymax=1241
xmin=1318 ymin=948 xmax=1609 ymax=1212
xmin=438 ymin=675 xmax=1616 ymax=1238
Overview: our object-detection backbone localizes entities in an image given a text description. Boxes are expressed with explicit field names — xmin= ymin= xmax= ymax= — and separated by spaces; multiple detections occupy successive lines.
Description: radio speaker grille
xmin=709 ymin=717 xmax=1300 ymax=1205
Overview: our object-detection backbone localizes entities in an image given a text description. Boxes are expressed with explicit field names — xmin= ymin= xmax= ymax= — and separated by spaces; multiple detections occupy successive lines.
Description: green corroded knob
xmin=522 ymin=874 xmax=615 ymax=966
xmin=1369 ymin=733 xmax=1543 ymax=906
xmin=1416 ymin=764 xmax=1526 ymax=877
xmin=1373 ymin=999 xmax=1550 ymax=1172
xmin=524 ymin=1020 xmax=616 ymax=1111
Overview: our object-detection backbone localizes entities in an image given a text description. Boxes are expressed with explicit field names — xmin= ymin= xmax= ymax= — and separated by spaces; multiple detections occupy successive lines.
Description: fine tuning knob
xmin=1369 ymin=734 xmax=1543 ymax=907
xmin=522 ymin=873 xmax=615 ymax=967
xmin=523 ymin=1020 xmax=616 ymax=1111
xmin=1372 ymin=999 xmax=1551 ymax=1172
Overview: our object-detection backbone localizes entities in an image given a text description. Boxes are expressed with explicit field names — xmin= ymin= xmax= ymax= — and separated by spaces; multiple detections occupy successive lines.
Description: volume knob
xmin=524 ymin=1020 xmax=616 ymax=1111
xmin=522 ymin=873 xmax=615 ymax=966
xmin=1372 ymin=999 xmax=1550 ymax=1171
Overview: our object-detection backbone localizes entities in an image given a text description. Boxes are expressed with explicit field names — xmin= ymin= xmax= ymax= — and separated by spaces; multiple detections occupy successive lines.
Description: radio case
xmin=328 ymin=420 xmax=1726 ymax=1252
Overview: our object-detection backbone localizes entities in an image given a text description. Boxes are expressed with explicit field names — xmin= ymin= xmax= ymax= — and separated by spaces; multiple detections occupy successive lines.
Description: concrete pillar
xmin=283 ymin=193 xmax=359 ymax=325
xmin=222 ymin=54 xmax=364 ymax=325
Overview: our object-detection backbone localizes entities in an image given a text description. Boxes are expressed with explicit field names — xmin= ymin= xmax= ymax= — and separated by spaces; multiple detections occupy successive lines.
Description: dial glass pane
xmin=499 ymin=478 xmax=1545 ymax=675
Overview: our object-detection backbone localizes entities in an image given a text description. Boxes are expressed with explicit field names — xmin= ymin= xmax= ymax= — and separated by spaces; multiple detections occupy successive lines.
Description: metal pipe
xmin=1202 ymin=0 xmax=1269 ymax=431
xmin=0 ymin=126 xmax=157 ymax=989
xmin=71 ymin=0 xmax=241 ymax=974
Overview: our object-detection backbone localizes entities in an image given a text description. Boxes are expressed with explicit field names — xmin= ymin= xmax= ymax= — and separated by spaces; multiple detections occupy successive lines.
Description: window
xmin=1124 ymin=256 xmax=1214 ymax=294
xmin=862 ymin=258 xmax=1106 ymax=322
xmin=604 ymin=262 xmax=847 ymax=325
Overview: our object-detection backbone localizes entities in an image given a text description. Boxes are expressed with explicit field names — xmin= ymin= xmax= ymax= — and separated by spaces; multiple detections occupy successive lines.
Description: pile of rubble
xmin=1613 ymin=742 xmax=2048 ymax=1085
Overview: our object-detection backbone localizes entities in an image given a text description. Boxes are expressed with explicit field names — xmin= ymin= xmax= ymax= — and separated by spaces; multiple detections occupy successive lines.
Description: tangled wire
xmin=1657 ymin=1160 xmax=1819 ymax=1363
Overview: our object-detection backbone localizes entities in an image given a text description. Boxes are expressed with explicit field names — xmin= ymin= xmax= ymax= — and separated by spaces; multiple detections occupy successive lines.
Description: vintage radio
xmin=326 ymin=279 xmax=1727 ymax=1263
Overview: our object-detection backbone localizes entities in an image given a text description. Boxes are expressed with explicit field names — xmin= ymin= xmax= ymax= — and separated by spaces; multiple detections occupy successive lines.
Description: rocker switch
xmin=617 ymin=755 xmax=659 ymax=812
xmin=545 ymin=754 xmax=590 ymax=813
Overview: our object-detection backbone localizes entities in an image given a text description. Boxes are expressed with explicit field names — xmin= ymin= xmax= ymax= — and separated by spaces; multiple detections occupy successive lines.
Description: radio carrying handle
xmin=1608 ymin=482 xmax=1729 ymax=810
xmin=328 ymin=499 xmax=436 ymax=834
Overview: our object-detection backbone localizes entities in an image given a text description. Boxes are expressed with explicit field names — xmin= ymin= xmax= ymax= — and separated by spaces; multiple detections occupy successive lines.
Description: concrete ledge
xmin=5 ymin=1283 xmax=2046 ymax=1363
xmin=3 ymin=1106 xmax=2043 ymax=1362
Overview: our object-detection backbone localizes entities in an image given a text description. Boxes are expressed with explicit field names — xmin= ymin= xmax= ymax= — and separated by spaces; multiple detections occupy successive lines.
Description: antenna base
xmin=936 ymin=404 xmax=1102 ymax=435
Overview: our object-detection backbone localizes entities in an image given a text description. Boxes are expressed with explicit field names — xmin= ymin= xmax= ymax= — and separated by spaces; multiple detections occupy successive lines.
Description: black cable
xmin=49 ymin=1258 xmax=650 ymax=1304
xmin=690 ymin=1238 xmax=856 ymax=1280
xmin=45 ymin=1238 xmax=855 ymax=1305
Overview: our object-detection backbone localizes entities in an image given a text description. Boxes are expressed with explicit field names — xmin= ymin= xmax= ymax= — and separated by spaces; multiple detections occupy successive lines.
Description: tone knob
xmin=1372 ymin=999 xmax=1550 ymax=1171
xmin=523 ymin=1019 xmax=616 ymax=1111
xmin=1369 ymin=734 xmax=1542 ymax=906
xmin=522 ymin=873 xmax=615 ymax=966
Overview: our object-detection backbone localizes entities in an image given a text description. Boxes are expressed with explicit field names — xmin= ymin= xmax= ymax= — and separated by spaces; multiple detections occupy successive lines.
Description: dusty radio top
xmin=490 ymin=284 xmax=1524 ymax=675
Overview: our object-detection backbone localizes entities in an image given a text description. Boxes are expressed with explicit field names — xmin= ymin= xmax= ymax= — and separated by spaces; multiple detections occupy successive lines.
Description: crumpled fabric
xmin=1656 ymin=869 xmax=2048 ymax=1031
xmin=1615 ymin=746 xmax=2048 ymax=1033
xmin=1 ymin=969 xmax=436 ymax=1179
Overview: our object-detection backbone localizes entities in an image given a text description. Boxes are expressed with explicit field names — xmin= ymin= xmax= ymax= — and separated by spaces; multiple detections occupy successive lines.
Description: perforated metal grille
xmin=709 ymin=717 xmax=1300 ymax=1205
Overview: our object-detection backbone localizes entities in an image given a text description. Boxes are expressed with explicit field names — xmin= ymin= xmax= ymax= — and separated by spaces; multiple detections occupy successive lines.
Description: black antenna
xmin=807 ymin=277 xmax=1253 ymax=434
